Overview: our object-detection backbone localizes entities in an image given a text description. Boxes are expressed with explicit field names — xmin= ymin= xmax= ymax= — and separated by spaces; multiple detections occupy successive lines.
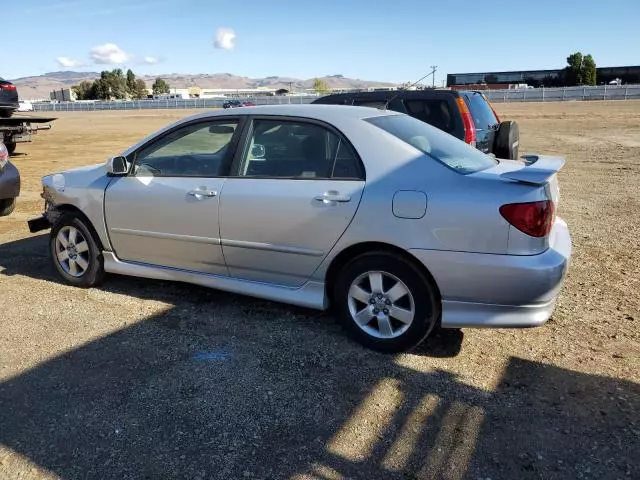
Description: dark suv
xmin=312 ymin=89 xmax=519 ymax=159
xmin=0 ymin=77 xmax=19 ymax=118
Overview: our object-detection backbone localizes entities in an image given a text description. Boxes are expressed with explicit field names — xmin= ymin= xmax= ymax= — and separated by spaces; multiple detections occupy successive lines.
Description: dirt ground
xmin=0 ymin=102 xmax=638 ymax=480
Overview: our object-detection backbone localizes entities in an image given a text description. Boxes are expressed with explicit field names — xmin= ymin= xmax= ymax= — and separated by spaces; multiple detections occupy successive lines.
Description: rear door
xmin=218 ymin=116 xmax=365 ymax=287
xmin=461 ymin=91 xmax=500 ymax=154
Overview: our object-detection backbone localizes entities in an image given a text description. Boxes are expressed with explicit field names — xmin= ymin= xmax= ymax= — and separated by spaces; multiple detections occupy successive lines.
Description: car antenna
xmin=382 ymin=66 xmax=438 ymax=110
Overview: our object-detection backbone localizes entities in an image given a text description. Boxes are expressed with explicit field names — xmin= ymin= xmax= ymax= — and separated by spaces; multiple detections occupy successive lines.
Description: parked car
xmin=0 ymin=141 xmax=20 ymax=216
xmin=0 ymin=77 xmax=19 ymax=118
xmin=17 ymin=100 xmax=34 ymax=112
xmin=223 ymin=99 xmax=256 ymax=109
xmin=313 ymin=89 xmax=520 ymax=160
xmin=28 ymin=105 xmax=571 ymax=352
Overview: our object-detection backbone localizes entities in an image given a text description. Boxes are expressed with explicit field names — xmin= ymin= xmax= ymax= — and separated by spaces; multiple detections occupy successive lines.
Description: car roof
xmin=318 ymin=89 xmax=459 ymax=100
xmin=185 ymin=104 xmax=401 ymax=123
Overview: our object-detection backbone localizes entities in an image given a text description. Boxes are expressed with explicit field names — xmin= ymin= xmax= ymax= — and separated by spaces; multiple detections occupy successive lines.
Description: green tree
xmin=582 ymin=54 xmax=597 ymax=86
xmin=565 ymin=52 xmax=584 ymax=86
xmin=93 ymin=75 xmax=111 ymax=100
xmin=72 ymin=80 xmax=94 ymax=100
xmin=152 ymin=78 xmax=170 ymax=95
xmin=312 ymin=78 xmax=330 ymax=95
xmin=126 ymin=69 xmax=137 ymax=97
xmin=108 ymin=69 xmax=127 ymax=99
xmin=133 ymin=79 xmax=148 ymax=99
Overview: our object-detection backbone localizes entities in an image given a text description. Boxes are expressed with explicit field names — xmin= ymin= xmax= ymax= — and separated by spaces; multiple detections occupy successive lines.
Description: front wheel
xmin=332 ymin=252 xmax=440 ymax=353
xmin=50 ymin=213 xmax=105 ymax=287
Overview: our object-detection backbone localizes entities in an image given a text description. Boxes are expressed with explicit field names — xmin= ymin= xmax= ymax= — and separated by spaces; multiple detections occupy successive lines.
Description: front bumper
xmin=0 ymin=160 xmax=20 ymax=200
xmin=409 ymin=217 xmax=572 ymax=328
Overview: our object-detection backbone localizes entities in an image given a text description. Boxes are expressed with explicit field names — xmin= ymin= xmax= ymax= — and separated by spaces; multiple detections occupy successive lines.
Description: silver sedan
xmin=28 ymin=105 xmax=571 ymax=352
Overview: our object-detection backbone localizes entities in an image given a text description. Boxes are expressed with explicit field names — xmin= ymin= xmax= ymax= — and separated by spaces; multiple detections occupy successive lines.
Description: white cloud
xmin=90 ymin=43 xmax=131 ymax=64
xmin=214 ymin=28 xmax=236 ymax=50
xmin=56 ymin=56 xmax=82 ymax=68
xmin=143 ymin=56 xmax=160 ymax=65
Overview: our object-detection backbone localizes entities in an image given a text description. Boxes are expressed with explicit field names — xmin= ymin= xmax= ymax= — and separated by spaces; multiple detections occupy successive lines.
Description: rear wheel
xmin=332 ymin=251 xmax=440 ymax=352
xmin=50 ymin=213 xmax=105 ymax=287
xmin=5 ymin=142 xmax=16 ymax=155
xmin=0 ymin=109 xmax=12 ymax=118
xmin=0 ymin=198 xmax=16 ymax=216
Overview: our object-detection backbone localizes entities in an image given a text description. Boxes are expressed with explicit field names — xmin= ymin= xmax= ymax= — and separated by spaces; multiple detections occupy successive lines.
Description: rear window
xmin=365 ymin=114 xmax=497 ymax=174
xmin=463 ymin=92 xmax=499 ymax=130
xmin=402 ymin=99 xmax=455 ymax=133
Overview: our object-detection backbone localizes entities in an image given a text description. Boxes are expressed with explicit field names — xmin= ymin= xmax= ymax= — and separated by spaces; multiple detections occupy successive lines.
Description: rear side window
xmin=237 ymin=119 xmax=363 ymax=179
xmin=402 ymin=99 xmax=455 ymax=134
xmin=463 ymin=93 xmax=499 ymax=130
xmin=365 ymin=114 xmax=497 ymax=174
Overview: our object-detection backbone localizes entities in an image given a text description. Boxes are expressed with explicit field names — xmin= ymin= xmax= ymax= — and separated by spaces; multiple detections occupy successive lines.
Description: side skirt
xmin=102 ymin=251 xmax=328 ymax=310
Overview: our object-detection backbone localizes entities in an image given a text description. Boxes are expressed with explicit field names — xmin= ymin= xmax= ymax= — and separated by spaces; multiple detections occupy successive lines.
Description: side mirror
xmin=250 ymin=144 xmax=266 ymax=159
xmin=106 ymin=156 xmax=129 ymax=176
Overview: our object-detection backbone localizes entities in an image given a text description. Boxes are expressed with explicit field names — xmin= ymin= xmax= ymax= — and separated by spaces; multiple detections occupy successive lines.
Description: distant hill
xmin=11 ymin=71 xmax=397 ymax=100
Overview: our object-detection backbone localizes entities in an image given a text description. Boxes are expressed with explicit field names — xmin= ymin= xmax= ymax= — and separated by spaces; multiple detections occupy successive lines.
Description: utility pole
xmin=430 ymin=65 xmax=438 ymax=88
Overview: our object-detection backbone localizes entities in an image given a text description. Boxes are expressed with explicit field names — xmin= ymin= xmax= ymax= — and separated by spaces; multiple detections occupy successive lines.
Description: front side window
xmin=237 ymin=119 xmax=362 ymax=179
xmin=133 ymin=120 xmax=238 ymax=177
xmin=366 ymin=114 xmax=497 ymax=174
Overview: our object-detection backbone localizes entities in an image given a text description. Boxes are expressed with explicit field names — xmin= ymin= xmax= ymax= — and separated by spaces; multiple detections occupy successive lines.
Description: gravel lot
xmin=1 ymin=102 xmax=638 ymax=480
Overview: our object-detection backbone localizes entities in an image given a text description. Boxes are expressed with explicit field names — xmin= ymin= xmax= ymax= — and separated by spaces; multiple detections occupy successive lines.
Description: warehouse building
xmin=447 ymin=65 xmax=640 ymax=88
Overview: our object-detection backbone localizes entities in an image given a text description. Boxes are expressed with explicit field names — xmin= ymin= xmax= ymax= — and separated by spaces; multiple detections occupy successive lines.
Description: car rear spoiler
xmin=500 ymin=155 xmax=566 ymax=185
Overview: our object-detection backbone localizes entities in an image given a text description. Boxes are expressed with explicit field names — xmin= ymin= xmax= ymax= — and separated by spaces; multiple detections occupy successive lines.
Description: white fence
xmin=31 ymin=84 xmax=640 ymax=112
xmin=482 ymin=84 xmax=640 ymax=102
xmin=32 ymin=96 xmax=317 ymax=112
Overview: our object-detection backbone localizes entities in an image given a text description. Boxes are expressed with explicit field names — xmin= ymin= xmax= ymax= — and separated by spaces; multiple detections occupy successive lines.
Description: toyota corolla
xmin=28 ymin=105 xmax=571 ymax=352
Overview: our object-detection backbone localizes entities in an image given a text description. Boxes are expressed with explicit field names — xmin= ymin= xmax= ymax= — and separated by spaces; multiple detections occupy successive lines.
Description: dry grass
xmin=0 ymin=101 xmax=638 ymax=480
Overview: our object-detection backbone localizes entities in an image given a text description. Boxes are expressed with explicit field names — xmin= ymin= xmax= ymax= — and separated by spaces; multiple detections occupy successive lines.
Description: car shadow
xmin=1 ymin=237 xmax=639 ymax=479
xmin=0 ymin=308 xmax=637 ymax=479
xmin=0 ymin=234 xmax=463 ymax=358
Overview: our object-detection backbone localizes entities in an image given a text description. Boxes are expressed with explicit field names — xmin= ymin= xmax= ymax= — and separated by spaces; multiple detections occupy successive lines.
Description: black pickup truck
xmin=313 ymin=89 xmax=519 ymax=160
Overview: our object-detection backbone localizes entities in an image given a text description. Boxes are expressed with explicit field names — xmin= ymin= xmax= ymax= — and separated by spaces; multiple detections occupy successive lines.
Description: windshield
xmin=365 ymin=114 xmax=497 ymax=174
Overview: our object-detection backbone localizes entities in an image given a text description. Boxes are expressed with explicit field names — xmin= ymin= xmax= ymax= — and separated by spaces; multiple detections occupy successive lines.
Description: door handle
xmin=187 ymin=189 xmax=218 ymax=198
xmin=314 ymin=191 xmax=351 ymax=204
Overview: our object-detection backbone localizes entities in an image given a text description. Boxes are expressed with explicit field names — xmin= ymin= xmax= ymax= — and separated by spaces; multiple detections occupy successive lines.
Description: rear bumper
xmin=409 ymin=217 xmax=571 ymax=328
xmin=0 ymin=160 xmax=20 ymax=200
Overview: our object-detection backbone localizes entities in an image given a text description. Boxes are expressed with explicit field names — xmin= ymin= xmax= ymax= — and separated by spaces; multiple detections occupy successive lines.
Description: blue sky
xmin=4 ymin=0 xmax=639 ymax=83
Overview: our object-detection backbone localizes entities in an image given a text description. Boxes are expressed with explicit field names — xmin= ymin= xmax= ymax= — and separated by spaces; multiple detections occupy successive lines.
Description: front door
xmin=104 ymin=118 xmax=241 ymax=275
xmin=219 ymin=117 xmax=366 ymax=287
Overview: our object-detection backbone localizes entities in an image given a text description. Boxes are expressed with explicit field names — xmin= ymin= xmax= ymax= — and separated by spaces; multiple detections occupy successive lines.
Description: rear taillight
xmin=455 ymin=97 xmax=476 ymax=146
xmin=500 ymin=200 xmax=555 ymax=238
xmin=0 ymin=83 xmax=16 ymax=91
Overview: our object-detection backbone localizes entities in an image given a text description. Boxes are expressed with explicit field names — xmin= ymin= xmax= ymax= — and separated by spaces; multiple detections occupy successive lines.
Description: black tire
xmin=50 ymin=213 xmax=105 ymax=288
xmin=332 ymin=251 xmax=440 ymax=353
xmin=494 ymin=120 xmax=520 ymax=160
xmin=5 ymin=142 xmax=16 ymax=155
xmin=0 ymin=109 xmax=12 ymax=118
xmin=0 ymin=198 xmax=16 ymax=216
